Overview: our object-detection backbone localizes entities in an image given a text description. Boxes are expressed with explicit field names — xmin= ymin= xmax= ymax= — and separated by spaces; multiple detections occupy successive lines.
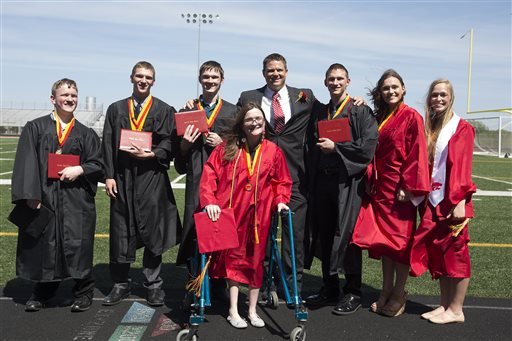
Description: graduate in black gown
xmin=175 ymin=61 xmax=236 ymax=304
xmin=11 ymin=78 xmax=103 ymax=312
xmin=304 ymin=64 xmax=378 ymax=315
xmin=175 ymin=61 xmax=237 ymax=269
xmin=102 ymin=61 xmax=181 ymax=307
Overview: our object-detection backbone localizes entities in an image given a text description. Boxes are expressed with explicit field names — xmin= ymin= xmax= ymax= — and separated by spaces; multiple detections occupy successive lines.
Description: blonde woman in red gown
xmin=410 ymin=79 xmax=476 ymax=324
xmin=351 ymin=69 xmax=430 ymax=317
xmin=200 ymin=102 xmax=292 ymax=329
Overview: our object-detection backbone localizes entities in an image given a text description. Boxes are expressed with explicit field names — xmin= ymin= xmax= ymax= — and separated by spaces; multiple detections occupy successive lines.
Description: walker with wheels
xmin=176 ymin=249 xmax=210 ymax=341
xmin=264 ymin=209 xmax=308 ymax=341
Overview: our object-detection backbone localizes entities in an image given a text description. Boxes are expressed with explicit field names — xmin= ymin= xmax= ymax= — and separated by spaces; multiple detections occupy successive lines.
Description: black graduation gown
xmin=12 ymin=115 xmax=103 ymax=281
xmin=175 ymin=100 xmax=236 ymax=265
xmin=304 ymin=100 xmax=378 ymax=274
xmin=102 ymin=97 xmax=181 ymax=262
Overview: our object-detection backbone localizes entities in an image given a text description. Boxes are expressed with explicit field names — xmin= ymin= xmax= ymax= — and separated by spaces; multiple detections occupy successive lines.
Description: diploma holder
xmin=318 ymin=117 xmax=352 ymax=143
xmin=175 ymin=110 xmax=209 ymax=136
xmin=193 ymin=208 xmax=239 ymax=254
xmin=47 ymin=153 xmax=80 ymax=179
xmin=119 ymin=129 xmax=152 ymax=152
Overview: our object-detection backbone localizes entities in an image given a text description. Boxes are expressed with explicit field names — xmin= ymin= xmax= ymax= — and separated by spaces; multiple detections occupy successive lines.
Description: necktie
xmin=272 ymin=92 xmax=285 ymax=133
xmin=134 ymin=101 xmax=142 ymax=119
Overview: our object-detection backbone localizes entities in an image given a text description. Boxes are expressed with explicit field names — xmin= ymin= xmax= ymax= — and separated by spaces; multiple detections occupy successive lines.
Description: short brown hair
xmin=131 ymin=61 xmax=155 ymax=80
xmin=262 ymin=53 xmax=287 ymax=72
xmin=51 ymin=78 xmax=77 ymax=96
xmin=325 ymin=63 xmax=349 ymax=79
xmin=199 ymin=60 xmax=224 ymax=81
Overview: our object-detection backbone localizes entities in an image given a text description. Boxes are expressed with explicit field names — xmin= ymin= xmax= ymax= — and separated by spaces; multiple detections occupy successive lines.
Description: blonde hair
xmin=425 ymin=79 xmax=455 ymax=163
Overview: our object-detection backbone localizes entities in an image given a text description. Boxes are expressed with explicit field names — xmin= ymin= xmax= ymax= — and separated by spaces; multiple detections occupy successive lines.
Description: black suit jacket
xmin=237 ymin=85 xmax=316 ymax=186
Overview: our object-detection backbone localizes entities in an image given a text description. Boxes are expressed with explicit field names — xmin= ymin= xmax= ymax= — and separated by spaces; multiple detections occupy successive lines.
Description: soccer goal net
xmin=466 ymin=116 xmax=512 ymax=158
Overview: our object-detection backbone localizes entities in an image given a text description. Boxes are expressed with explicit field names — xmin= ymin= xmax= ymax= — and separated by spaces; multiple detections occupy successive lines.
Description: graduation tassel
xmin=185 ymin=255 xmax=212 ymax=297
xmin=253 ymin=220 xmax=260 ymax=244
xmin=449 ymin=218 xmax=471 ymax=237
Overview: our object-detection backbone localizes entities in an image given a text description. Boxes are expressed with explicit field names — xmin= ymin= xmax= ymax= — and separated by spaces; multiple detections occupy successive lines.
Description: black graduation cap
xmin=8 ymin=203 xmax=53 ymax=239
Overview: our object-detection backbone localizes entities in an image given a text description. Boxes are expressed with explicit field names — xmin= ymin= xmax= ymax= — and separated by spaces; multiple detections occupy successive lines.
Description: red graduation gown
xmin=351 ymin=104 xmax=430 ymax=265
xmin=199 ymin=140 xmax=292 ymax=288
xmin=410 ymin=119 xmax=476 ymax=278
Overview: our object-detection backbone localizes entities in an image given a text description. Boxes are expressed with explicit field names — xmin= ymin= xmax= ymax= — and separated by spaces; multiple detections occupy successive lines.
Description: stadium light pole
xmin=181 ymin=13 xmax=220 ymax=97
xmin=461 ymin=28 xmax=474 ymax=114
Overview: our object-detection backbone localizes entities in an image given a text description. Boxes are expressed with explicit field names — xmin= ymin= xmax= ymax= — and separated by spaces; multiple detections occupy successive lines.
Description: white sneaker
xmin=248 ymin=314 xmax=265 ymax=328
xmin=227 ymin=315 xmax=248 ymax=329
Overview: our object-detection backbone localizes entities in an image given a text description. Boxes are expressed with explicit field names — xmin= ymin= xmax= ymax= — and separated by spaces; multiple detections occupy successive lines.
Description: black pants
xmin=109 ymin=247 xmax=162 ymax=290
xmin=315 ymin=174 xmax=362 ymax=298
xmin=34 ymin=276 xmax=95 ymax=299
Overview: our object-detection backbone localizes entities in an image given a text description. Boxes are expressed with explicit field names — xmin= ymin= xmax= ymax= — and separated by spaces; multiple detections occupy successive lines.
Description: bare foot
xmin=429 ymin=310 xmax=465 ymax=324
xmin=421 ymin=306 xmax=445 ymax=320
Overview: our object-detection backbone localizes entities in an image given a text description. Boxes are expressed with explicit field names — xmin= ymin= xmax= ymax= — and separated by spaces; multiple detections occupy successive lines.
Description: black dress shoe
xmin=332 ymin=293 xmax=361 ymax=315
xmin=146 ymin=288 xmax=165 ymax=307
xmin=25 ymin=295 xmax=44 ymax=312
xmin=102 ymin=286 xmax=130 ymax=306
xmin=305 ymin=287 xmax=339 ymax=307
xmin=71 ymin=293 xmax=93 ymax=312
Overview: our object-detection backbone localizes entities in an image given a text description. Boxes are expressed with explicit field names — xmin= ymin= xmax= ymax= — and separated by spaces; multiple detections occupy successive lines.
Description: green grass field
xmin=1 ymin=137 xmax=511 ymax=299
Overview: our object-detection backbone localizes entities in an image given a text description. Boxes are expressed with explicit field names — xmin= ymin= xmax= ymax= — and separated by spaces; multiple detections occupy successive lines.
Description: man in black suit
xmin=237 ymin=53 xmax=315 ymax=295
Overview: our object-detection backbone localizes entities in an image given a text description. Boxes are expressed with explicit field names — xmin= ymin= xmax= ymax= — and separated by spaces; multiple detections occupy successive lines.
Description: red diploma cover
xmin=193 ymin=208 xmax=239 ymax=254
xmin=47 ymin=153 xmax=80 ymax=179
xmin=318 ymin=118 xmax=352 ymax=143
xmin=175 ymin=110 xmax=209 ymax=136
xmin=119 ymin=129 xmax=152 ymax=151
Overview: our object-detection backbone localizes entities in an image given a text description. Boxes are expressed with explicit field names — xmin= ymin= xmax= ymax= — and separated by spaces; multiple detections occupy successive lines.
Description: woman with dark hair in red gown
xmin=410 ymin=79 xmax=476 ymax=324
xmin=351 ymin=69 xmax=430 ymax=317
xmin=200 ymin=102 xmax=292 ymax=329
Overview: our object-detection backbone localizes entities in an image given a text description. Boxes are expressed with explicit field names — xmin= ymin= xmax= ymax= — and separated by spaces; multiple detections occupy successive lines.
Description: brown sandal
xmin=380 ymin=291 xmax=407 ymax=317
xmin=370 ymin=290 xmax=391 ymax=314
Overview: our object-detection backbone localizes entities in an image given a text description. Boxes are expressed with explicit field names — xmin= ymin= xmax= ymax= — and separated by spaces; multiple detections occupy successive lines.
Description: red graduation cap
xmin=193 ymin=208 xmax=239 ymax=254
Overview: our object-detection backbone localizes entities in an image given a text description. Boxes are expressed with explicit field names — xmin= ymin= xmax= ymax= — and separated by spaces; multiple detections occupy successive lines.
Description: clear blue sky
xmin=1 ymin=0 xmax=511 ymax=119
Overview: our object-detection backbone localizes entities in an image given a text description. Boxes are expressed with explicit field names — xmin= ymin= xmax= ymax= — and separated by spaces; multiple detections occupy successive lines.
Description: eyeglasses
xmin=243 ymin=117 xmax=265 ymax=124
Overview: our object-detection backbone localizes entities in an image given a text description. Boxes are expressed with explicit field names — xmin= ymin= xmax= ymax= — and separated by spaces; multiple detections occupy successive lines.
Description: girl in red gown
xmin=351 ymin=69 xmax=430 ymax=317
xmin=200 ymin=102 xmax=292 ymax=329
xmin=410 ymin=79 xmax=476 ymax=324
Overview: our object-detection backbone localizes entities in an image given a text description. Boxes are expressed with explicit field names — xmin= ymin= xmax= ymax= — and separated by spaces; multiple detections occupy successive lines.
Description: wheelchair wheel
xmin=176 ymin=329 xmax=197 ymax=341
xmin=289 ymin=326 xmax=306 ymax=341
xmin=267 ymin=290 xmax=279 ymax=309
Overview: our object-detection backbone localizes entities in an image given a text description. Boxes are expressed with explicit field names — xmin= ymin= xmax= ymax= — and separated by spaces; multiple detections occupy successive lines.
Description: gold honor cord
xmin=378 ymin=102 xmax=403 ymax=132
xmin=197 ymin=98 xmax=223 ymax=128
xmin=328 ymin=95 xmax=351 ymax=120
xmin=128 ymin=96 xmax=153 ymax=131
xmin=55 ymin=112 xmax=75 ymax=152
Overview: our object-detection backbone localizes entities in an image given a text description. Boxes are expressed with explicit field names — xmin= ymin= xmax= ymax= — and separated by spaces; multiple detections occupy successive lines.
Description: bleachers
xmin=0 ymin=104 xmax=105 ymax=136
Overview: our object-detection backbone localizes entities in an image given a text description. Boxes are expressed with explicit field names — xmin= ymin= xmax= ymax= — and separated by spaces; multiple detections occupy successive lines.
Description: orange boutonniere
xmin=296 ymin=90 xmax=309 ymax=103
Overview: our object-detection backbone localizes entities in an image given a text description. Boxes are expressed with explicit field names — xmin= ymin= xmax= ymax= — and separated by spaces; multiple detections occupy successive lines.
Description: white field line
xmin=0 ymin=159 xmax=14 ymax=161
xmin=0 ymin=171 xmax=12 ymax=176
xmin=171 ymin=174 xmax=186 ymax=184
xmin=0 ymin=179 xmax=186 ymax=189
xmin=0 ymin=151 xmax=15 ymax=154
xmin=473 ymin=175 xmax=512 ymax=185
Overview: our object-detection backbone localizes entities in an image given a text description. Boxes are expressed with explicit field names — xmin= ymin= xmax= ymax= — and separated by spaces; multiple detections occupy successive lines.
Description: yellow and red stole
xmin=328 ymin=94 xmax=351 ymax=120
xmin=378 ymin=102 xmax=404 ymax=132
xmin=54 ymin=111 xmax=75 ymax=152
xmin=197 ymin=97 xmax=223 ymax=129
xmin=128 ymin=95 xmax=153 ymax=131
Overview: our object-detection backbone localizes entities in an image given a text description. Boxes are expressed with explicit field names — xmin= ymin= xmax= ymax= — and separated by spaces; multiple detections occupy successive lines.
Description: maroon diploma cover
xmin=47 ymin=153 xmax=80 ymax=179
xmin=318 ymin=118 xmax=352 ymax=143
xmin=193 ymin=208 xmax=239 ymax=254
xmin=175 ymin=110 xmax=209 ymax=136
xmin=119 ymin=129 xmax=152 ymax=151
